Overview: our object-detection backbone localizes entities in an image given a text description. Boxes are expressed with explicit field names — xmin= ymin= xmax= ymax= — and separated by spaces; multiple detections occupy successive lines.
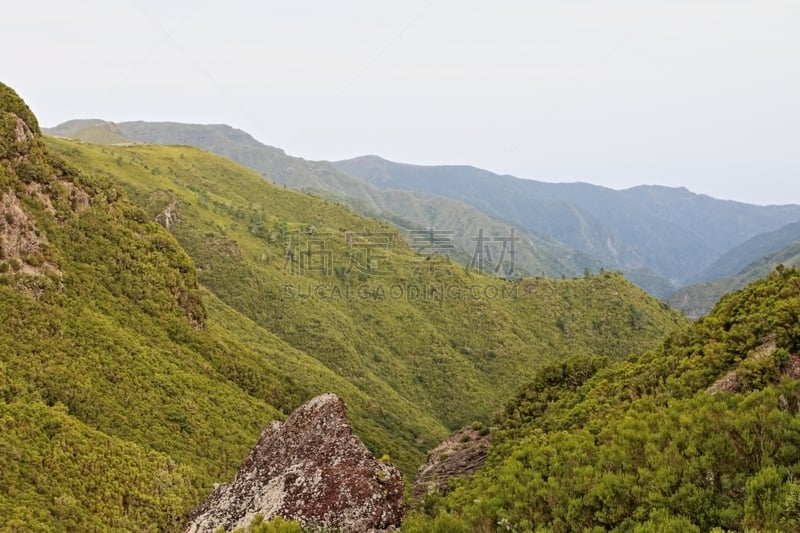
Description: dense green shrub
xmin=407 ymin=268 xmax=800 ymax=531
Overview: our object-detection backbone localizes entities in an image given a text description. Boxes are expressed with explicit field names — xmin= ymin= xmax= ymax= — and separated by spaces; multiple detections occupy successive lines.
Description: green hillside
xmin=2 ymin=81 xmax=683 ymax=530
xmin=669 ymin=241 xmax=800 ymax=318
xmin=405 ymin=266 xmax=800 ymax=532
xmin=47 ymin=119 xmax=129 ymax=145
xmin=5 ymin=85 xmax=443 ymax=529
xmin=2 ymin=84 xmax=283 ymax=530
xmin=46 ymin=120 xmax=602 ymax=279
xmin=45 ymin=136 xmax=684 ymax=434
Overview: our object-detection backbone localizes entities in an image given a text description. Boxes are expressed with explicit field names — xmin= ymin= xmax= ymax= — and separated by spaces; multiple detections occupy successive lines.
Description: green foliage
xmin=406 ymin=267 xmax=800 ymax=531
xmin=69 ymin=120 xmax=605 ymax=280
xmin=0 ymin=400 xmax=194 ymax=531
xmin=233 ymin=514 xmax=304 ymax=533
xmin=0 ymin=85 xmax=685 ymax=530
xmin=0 ymin=97 xmax=295 ymax=528
xmin=45 ymin=137 xmax=684 ymax=480
xmin=402 ymin=512 xmax=472 ymax=533
xmin=0 ymin=82 xmax=40 ymax=135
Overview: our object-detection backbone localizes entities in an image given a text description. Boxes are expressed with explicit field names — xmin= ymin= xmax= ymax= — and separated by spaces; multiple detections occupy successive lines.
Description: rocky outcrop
xmin=412 ymin=424 xmax=491 ymax=503
xmin=0 ymin=85 xmax=62 ymax=280
xmin=0 ymin=191 xmax=49 ymax=275
xmin=155 ymin=200 xmax=180 ymax=230
xmin=707 ymin=333 xmax=800 ymax=394
xmin=184 ymin=394 xmax=404 ymax=533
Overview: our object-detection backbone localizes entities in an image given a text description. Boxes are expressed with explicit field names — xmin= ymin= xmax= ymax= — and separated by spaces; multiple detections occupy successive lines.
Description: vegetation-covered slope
xmin=46 ymin=136 xmax=684 ymax=440
xmin=1 ymin=83 xmax=287 ymax=530
xmin=405 ymin=266 xmax=800 ymax=532
xmin=1 ymin=81 xmax=683 ymax=530
xmin=45 ymin=120 xmax=602 ymax=279
xmin=3 ymin=84 xmax=449 ymax=530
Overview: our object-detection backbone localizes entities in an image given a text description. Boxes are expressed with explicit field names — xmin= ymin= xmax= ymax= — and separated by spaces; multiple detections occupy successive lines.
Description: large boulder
xmin=184 ymin=393 xmax=404 ymax=532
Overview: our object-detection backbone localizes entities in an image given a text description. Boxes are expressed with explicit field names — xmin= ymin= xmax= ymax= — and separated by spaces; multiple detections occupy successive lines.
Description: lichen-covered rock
xmin=412 ymin=424 xmax=491 ymax=503
xmin=184 ymin=394 xmax=404 ymax=532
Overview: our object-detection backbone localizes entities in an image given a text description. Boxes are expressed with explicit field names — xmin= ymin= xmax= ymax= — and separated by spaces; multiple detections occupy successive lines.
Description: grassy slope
xmin=5 ymin=88 xmax=460 ymax=530
xmin=45 ymin=137 xmax=685 ymax=452
xmin=3 ymin=86 xmax=444 ymax=529
xmin=101 ymin=121 xmax=601 ymax=279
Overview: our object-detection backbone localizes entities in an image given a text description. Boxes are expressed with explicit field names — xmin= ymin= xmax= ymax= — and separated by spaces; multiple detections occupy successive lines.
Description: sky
xmin=3 ymin=0 xmax=799 ymax=205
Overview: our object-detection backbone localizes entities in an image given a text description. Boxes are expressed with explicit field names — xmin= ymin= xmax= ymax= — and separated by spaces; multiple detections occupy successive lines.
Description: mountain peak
xmin=0 ymin=82 xmax=40 ymax=137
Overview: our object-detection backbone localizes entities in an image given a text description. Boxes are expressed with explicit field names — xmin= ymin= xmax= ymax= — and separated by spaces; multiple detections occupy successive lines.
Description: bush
xmin=240 ymin=514 xmax=304 ymax=533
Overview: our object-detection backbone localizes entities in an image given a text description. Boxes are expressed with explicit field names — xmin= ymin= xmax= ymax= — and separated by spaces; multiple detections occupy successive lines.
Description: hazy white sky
xmin=4 ymin=1 xmax=799 ymax=205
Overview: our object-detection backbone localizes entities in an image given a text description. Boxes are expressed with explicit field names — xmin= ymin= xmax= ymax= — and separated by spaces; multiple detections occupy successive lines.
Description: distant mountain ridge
xmin=335 ymin=155 xmax=800 ymax=289
xmin=696 ymin=220 xmax=800 ymax=282
xmin=44 ymin=120 xmax=602 ymax=280
xmin=669 ymin=240 xmax=800 ymax=318
xmin=45 ymin=119 xmax=800 ymax=300
xmin=46 ymin=118 xmax=128 ymax=144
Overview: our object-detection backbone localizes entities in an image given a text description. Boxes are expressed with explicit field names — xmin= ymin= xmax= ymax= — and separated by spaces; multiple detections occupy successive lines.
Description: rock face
xmin=184 ymin=394 xmax=404 ymax=532
xmin=412 ymin=425 xmax=491 ymax=503
xmin=706 ymin=333 xmax=800 ymax=395
xmin=0 ymin=85 xmax=64 ymax=282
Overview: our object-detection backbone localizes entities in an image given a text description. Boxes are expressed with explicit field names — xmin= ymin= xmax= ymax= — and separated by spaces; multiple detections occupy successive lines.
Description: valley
xmin=2 ymin=83 xmax=689 ymax=530
xmin=4 ymin=2 xmax=798 ymax=530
